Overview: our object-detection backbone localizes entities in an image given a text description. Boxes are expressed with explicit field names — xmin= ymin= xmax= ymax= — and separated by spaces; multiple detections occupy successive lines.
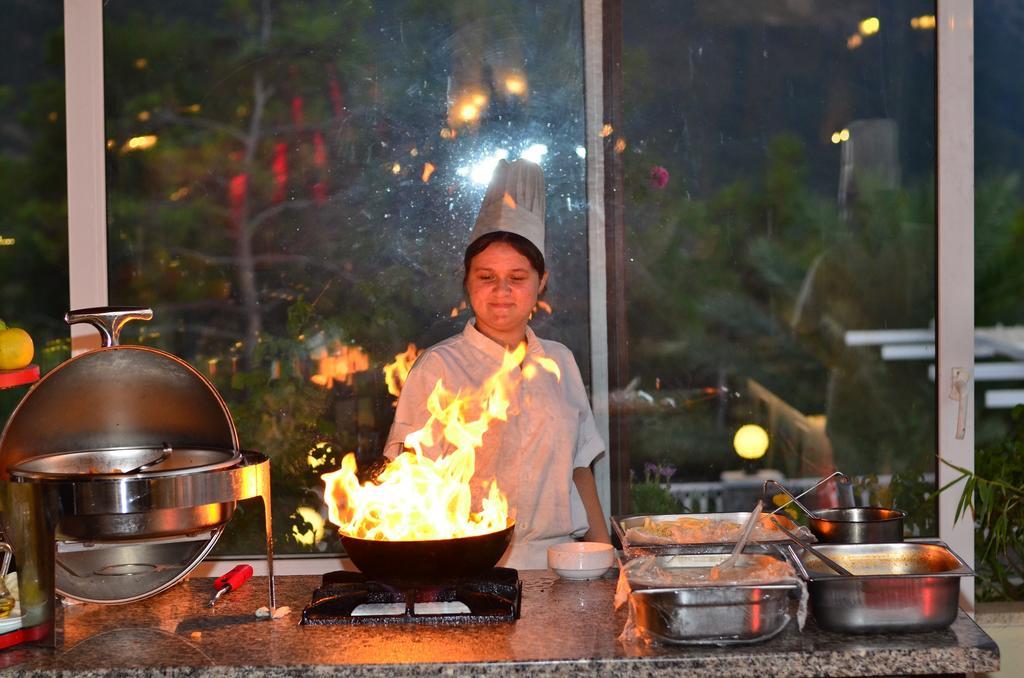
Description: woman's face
xmin=466 ymin=241 xmax=548 ymax=346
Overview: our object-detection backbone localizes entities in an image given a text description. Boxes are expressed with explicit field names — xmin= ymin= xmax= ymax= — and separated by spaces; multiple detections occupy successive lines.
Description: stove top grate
xmin=300 ymin=567 xmax=522 ymax=625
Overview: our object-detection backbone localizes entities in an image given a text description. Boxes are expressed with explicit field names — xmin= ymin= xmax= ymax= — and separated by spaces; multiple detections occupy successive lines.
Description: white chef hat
xmin=469 ymin=158 xmax=546 ymax=259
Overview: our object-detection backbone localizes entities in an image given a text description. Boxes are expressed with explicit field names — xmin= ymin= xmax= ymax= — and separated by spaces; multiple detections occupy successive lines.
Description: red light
xmin=271 ymin=143 xmax=288 ymax=204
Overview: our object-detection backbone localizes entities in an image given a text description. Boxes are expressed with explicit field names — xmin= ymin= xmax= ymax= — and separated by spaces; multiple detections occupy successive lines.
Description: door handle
xmin=949 ymin=367 xmax=970 ymax=440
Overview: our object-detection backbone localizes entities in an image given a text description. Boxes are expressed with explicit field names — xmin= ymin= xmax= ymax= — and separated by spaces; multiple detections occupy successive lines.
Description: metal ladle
xmin=770 ymin=517 xmax=854 ymax=577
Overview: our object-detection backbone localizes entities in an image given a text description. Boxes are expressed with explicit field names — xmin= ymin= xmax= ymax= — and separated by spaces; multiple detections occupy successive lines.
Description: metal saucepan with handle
xmin=765 ymin=475 xmax=906 ymax=544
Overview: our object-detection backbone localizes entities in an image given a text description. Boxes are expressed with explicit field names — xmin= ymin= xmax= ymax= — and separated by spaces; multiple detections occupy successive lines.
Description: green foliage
xmin=631 ymin=481 xmax=684 ymax=515
xmin=941 ymin=404 xmax=1024 ymax=601
xmin=855 ymin=468 xmax=938 ymax=538
xmin=629 ymin=464 xmax=685 ymax=515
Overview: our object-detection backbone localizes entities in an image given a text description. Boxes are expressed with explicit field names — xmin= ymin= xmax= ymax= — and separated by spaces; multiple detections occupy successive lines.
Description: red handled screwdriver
xmin=208 ymin=564 xmax=253 ymax=607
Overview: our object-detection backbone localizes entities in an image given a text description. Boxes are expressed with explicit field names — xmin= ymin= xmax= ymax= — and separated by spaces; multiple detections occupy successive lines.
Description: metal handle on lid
xmin=65 ymin=307 xmax=154 ymax=347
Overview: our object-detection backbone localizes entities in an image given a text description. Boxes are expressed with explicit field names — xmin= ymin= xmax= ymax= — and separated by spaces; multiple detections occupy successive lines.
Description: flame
xmin=310 ymin=341 xmax=370 ymax=388
xmin=450 ymin=300 xmax=468 ymax=318
xmin=383 ymin=343 xmax=420 ymax=401
xmin=322 ymin=342 xmax=561 ymax=541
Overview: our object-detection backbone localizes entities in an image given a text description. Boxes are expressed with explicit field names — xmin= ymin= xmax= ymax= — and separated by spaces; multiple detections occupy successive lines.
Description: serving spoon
xmin=710 ymin=499 xmax=763 ymax=577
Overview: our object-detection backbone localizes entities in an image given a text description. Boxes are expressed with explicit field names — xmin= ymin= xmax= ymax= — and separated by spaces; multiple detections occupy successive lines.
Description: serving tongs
xmin=770 ymin=517 xmax=853 ymax=577
xmin=763 ymin=471 xmax=851 ymax=519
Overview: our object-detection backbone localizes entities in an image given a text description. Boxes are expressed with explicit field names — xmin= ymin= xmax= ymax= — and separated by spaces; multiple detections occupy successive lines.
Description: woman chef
xmin=384 ymin=158 xmax=611 ymax=569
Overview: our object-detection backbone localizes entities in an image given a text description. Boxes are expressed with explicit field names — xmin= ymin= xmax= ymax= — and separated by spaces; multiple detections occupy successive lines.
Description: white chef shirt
xmin=384 ymin=321 xmax=605 ymax=569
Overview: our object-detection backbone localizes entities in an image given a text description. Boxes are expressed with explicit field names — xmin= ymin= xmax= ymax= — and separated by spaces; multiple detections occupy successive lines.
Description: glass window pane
xmin=973 ymin=0 xmax=1024 ymax=601
xmin=103 ymin=1 xmax=588 ymax=556
xmin=611 ymin=1 xmax=938 ymax=530
xmin=0 ymin=3 xmax=69 ymax=417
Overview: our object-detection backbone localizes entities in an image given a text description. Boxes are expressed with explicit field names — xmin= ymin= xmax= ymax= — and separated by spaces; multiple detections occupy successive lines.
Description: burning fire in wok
xmin=322 ymin=342 xmax=560 ymax=542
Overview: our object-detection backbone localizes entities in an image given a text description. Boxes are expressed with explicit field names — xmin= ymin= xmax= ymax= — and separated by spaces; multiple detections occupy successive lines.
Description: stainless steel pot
xmin=9 ymin=445 xmax=244 ymax=541
xmin=33 ymin=449 xmax=272 ymax=604
xmin=809 ymin=507 xmax=906 ymax=544
xmin=0 ymin=307 xmax=269 ymax=605
xmin=765 ymin=477 xmax=906 ymax=543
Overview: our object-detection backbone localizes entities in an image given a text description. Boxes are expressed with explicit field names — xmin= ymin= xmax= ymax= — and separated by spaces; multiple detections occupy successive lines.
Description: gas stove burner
xmin=300 ymin=567 xmax=522 ymax=625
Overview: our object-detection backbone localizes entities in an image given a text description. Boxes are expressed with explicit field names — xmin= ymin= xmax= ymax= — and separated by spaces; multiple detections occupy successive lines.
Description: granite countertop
xmin=0 ymin=571 xmax=1000 ymax=677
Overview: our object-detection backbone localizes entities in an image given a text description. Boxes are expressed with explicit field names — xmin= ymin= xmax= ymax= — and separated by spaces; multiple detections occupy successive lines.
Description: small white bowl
xmin=548 ymin=542 xmax=615 ymax=580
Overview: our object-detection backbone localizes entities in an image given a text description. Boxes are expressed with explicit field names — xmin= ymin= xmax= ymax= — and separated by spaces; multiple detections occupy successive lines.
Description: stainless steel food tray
xmin=626 ymin=553 xmax=803 ymax=645
xmin=791 ymin=540 xmax=973 ymax=633
xmin=613 ymin=512 xmax=810 ymax=560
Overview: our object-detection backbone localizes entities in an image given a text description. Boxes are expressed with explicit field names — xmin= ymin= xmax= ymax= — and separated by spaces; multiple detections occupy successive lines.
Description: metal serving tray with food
xmin=616 ymin=550 xmax=807 ymax=646
xmin=612 ymin=512 xmax=815 ymax=560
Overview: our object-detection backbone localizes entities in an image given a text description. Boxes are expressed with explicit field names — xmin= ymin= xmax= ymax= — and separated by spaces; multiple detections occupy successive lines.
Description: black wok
xmin=340 ymin=520 xmax=515 ymax=582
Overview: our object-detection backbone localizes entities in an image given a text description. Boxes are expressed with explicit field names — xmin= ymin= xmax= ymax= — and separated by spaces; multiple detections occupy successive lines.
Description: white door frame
xmin=936 ymin=0 xmax=975 ymax=609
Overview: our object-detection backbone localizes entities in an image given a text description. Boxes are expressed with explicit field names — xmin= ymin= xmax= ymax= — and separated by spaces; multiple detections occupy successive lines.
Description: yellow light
xmin=459 ymin=103 xmax=480 ymax=122
xmin=106 ymin=139 xmax=116 ymax=150
xmin=181 ymin=103 xmax=201 ymax=113
xmin=137 ymin=110 xmax=150 ymax=122
xmin=449 ymin=88 xmax=489 ymax=126
xmin=47 ymin=111 xmax=58 ymax=123
xmin=307 ymin=442 xmax=332 ymax=469
xmin=391 ymin=162 xmax=401 ymax=174
xmin=911 ymin=15 xmax=936 ymax=30
xmin=613 ymin=137 xmax=627 ymax=154
xmin=840 ymin=128 xmax=850 ymax=141
xmin=831 ymin=132 xmax=842 ymax=144
xmin=0 ymin=236 xmax=15 ymax=247
xmin=733 ymin=424 xmax=770 ymax=460
xmin=121 ymin=135 xmax=158 ymax=152
xmin=600 ymin=123 xmax=613 ymax=138
xmin=421 ymin=162 xmax=435 ymax=183
xmin=134 ymin=57 xmax=148 ymax=69
xmin=505 ymin=75 xmax=526 ymax=96
xmin=859 ymin=17 xmax=880 ymax=36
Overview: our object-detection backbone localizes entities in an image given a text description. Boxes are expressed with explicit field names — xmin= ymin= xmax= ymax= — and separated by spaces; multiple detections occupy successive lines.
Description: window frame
xmin=64 ymin=0 xmax=976 ymax=602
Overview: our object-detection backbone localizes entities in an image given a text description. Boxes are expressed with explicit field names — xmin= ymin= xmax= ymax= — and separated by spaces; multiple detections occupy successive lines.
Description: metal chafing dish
xmin=623 ymin=551 xmax=804 ymax=645
xmin=612 ymin=512 xmax=811 ymax=560
xmin=0 ymin=308 xmax=275 ymax=644
xmin=791 ymin=541 xmax=973 ymax=633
